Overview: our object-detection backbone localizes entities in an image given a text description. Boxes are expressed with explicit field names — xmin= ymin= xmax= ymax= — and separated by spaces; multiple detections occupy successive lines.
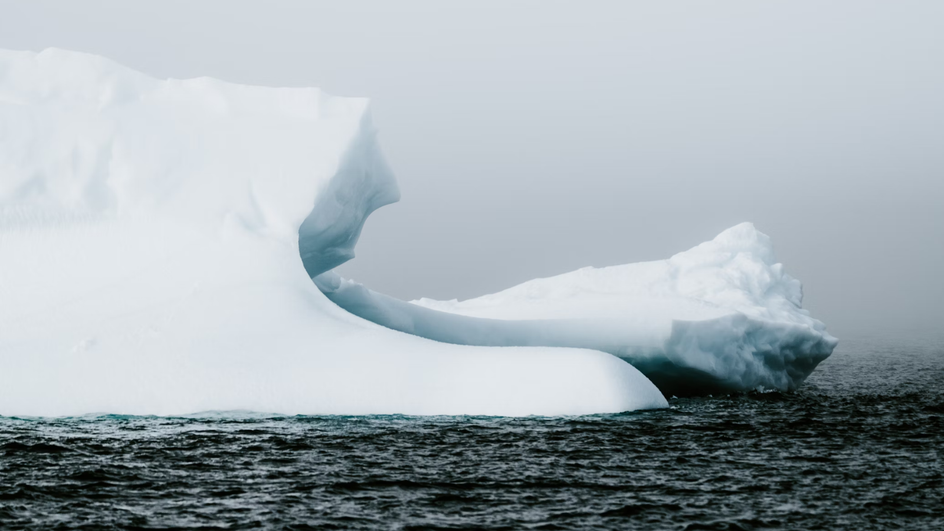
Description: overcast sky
xmin=2 ymin=0 xmax=942 ymax=337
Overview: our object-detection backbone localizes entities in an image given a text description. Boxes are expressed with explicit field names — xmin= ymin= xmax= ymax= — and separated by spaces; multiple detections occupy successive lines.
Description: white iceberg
xmin=0 ymin=49 xmax=836 ymax=417
xmin=0 ymin=49 xmax=666 ymax=417
xmin=319 ymin=223 xmax=838 ymax=396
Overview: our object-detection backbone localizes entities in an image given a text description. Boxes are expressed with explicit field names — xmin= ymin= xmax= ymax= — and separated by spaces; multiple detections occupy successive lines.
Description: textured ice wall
xmin=0 ymin=49 xmax=666 ymax=417
xmin=319 ymin=223 xmax=838 ymax=396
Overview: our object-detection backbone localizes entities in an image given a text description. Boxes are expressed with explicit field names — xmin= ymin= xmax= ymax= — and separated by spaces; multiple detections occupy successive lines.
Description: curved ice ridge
xmin=0 ymin=48 xmax=666 ymax=417
xmin=317 ymin=223 xmax=837 ymax=396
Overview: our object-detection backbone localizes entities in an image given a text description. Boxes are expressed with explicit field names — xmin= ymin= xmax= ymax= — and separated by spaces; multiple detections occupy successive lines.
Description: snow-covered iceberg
xmin=0 ymin=49 xmax=666 ymax=417
xmin=318 ymin=223 xmax=838 ymax=396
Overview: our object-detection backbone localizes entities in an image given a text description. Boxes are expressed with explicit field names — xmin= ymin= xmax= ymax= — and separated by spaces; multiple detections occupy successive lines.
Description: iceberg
xmin=0 ymin=49 xmax=666 ymax=417
xmin=0 ymin=49 xmax=835 ymax=417
xmin=318 ymin=223 xmax=838 ymax=396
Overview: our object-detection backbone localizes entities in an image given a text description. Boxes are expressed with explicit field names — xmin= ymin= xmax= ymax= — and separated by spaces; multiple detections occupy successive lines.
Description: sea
xmin=1 ymin=334 xmax=942 ymax=530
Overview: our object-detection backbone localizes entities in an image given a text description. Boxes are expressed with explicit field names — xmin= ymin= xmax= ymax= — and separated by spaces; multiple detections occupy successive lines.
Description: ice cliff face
xmin=0 ymin=49 xmax=666 ymax=417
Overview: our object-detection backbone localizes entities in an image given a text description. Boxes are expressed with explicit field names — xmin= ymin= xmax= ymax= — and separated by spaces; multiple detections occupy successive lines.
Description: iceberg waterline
xmin=0 ymin=49 xmax=831 ymax=417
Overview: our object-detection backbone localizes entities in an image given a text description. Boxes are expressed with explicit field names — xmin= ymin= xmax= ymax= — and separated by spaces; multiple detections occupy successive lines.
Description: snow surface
xmin=0 ymin=49 xmax=666 ymax=417
xmin=319 ymin=223 xmax=838 ymax=396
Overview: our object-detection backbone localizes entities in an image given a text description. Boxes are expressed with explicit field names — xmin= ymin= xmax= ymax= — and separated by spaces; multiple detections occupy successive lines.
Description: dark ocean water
xmin=2 ymin=335 xmax=942 ymax=530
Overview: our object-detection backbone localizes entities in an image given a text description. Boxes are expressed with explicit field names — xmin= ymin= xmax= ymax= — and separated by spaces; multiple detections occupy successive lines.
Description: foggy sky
xmin=2 ymin=0 xmax=942 ymax=337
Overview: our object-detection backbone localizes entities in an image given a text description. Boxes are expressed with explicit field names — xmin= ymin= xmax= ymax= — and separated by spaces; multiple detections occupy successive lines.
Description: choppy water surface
xmin=2 ymin=336 xmax=942 ymax=530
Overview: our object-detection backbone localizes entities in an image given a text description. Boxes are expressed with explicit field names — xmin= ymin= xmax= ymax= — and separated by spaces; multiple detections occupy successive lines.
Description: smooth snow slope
xmin=318 ymin=223 xmax=838 ymax=396
xmin=0 ymin=49 xmax=667 ymax=417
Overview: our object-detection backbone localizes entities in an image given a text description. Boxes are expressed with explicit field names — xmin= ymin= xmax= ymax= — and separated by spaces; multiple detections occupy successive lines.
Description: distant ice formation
xmin=0 ymin=49 xmax=665 ymax=417
xmin=0 ymin=49 xmax=835 ymax=417
xmin=319 ymin=223 xmax=837 ymax=396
